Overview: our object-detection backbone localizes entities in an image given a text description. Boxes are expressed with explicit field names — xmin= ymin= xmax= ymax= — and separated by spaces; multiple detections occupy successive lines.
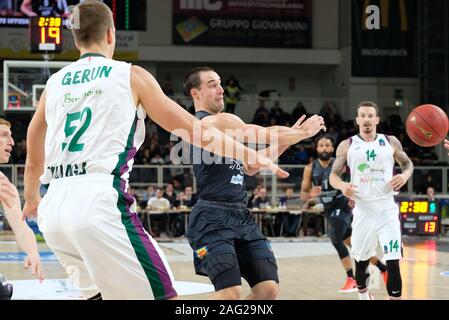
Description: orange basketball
xmin=405 ymin=104 xmax=449 ymax=147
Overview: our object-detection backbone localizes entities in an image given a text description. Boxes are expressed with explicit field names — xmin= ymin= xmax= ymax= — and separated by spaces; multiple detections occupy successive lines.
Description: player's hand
xmin=347 ymin=198 xmax=355 ymax=208
xmin=390 ymin=173 xmax=408 ymax=191
xmin=444 ymin=139 xmax=449 ymax=154
xmin=293 ymin=115 xmax=327 ymax=138
xmin=24 ymin=253 xmax=44 ymax=282
xmin=0 ymin=172 xmax=20 ymax=208
xmin=254 ymin=155 xmax=289 ymax=179
xmin=22 ymin=197 xmax=41 ymax=220
xmin=310 ymin=186 xmax=322 ymax=198
xmin=341 ymin=182 xmax=358 ymax=200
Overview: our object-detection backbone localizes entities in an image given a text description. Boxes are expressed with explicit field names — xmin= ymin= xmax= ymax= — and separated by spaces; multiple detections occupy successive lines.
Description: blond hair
xmin=0 ymin=118 xmax=11 ymax=127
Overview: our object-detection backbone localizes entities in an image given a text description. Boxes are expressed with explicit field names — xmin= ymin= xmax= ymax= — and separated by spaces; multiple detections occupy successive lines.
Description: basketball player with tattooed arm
xmin=330 ymin=101 xmax=413 ymax=300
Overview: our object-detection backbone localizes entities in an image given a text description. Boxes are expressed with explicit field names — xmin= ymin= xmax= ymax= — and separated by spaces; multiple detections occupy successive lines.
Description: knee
xmin=217 ymin=286 xmax=241 ymax=300
xmin=253 ymin=282 xmax=279 ymax=300
xmin=263 ymin=283 xmax=279 ymax=300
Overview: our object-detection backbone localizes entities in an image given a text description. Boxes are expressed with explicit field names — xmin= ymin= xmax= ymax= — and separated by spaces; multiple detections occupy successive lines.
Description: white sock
xmin=358 ymin=289 xmax=371 ymax=300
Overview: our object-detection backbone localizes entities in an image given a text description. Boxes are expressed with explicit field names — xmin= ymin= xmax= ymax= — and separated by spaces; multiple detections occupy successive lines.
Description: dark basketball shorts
xmin=187 ymin=199 xmax=279 ymax=291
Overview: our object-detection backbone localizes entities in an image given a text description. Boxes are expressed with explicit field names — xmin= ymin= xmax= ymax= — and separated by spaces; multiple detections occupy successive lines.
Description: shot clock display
xmin=29 ymin=16 xmax=63 ymax=53
xmin=399 ymin=200 xmax=440 ymax=236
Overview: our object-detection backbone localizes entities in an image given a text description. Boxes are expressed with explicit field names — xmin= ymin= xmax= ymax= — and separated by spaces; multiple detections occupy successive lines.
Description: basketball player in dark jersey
xmin=21 ymin=0 xmax=69 ymax=17
xmin=301 ymin=135 xmax=388 ymax=293
xmin=183 ymin=67 xmax=326 ymax=300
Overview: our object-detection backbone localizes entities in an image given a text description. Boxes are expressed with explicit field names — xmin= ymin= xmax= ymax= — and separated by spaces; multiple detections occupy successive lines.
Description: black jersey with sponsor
xmin=312 ymin=158 xmax=351 ymax=217
xmin=32 ymin=0 xmax=66 ymax=16
xmin=191 ymin=111 xmax=246 ymax=203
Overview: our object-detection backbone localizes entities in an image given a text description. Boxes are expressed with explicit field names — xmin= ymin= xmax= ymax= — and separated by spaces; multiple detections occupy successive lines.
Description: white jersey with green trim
xmin=41 ymin=54 xmax=146 ymax=185
xmin=347 ymin=134 xmax=396 ymax=201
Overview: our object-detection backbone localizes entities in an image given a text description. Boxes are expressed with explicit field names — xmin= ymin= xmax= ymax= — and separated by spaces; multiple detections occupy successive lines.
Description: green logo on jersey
xmin=357 ymin=163 xmax=370 ymax=173
xmin=62 ymin=66 xmax=112 ymax=86
xmin=63 ymin=88 xmax=104 ymax=107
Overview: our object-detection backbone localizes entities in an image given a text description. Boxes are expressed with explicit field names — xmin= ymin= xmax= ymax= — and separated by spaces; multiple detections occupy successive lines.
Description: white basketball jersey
xmin=41 ymin=54 xmax=146 ymax=185
xmin=347 ymin=134 xmax=396 ymax=201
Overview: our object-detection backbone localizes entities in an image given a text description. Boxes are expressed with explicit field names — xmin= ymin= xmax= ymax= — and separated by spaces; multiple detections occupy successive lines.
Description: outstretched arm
xmin=205 ymin=112 xmax=325 ymax=146
xmin=205 ymin=113 xmax=325 ymax=175
xmin=20 ymin=0 xmax=37 ymax=16
xmin=389 ymin=135 xmax=414 ymax=191
xmin=0 ymin=173 xmax=44 ymax=281
xmin=131 ymin=65 xmax=288 ymax=178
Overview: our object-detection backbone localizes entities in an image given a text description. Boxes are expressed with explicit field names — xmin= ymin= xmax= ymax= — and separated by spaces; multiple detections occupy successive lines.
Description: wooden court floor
xmin=1 ymin=233 xmax=448 ymax=300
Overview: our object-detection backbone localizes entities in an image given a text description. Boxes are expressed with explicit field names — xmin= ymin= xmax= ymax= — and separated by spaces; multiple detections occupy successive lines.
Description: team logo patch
xmin=357 ymin=163 xmax=370 ymax=173
xmin=379 ymin=139 xmax=385 ymax=146
xmin=230 ymin=174 xmax=244 ymax=185
xmin=195 ymin=246 xmax=208 ymax=259
xmin=383 ymin=245 xmax=388 ymax=254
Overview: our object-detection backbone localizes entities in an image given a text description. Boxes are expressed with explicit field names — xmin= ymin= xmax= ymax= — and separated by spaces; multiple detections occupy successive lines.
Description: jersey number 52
xmin=62 ymin=107 xmax=92 ymax=152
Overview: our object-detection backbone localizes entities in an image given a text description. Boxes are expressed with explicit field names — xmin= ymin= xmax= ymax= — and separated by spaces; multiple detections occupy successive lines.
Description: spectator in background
xmin=252 ymin=187 xmax=270 ymax=208
xmin=12 ymin=139 xmax=26 ymax=164
xmin=172 ymin=179 xmax=183 ymax=194
xmin=147 ymin=189 xmax=170 ymax=210
xmin=224 ymin=78 xmax=240 ymax=114
xmin=427 ymin=186 xmax=436 ymax=202
xmin=161 ymin=75 xmax=175 ymax=97
xmin=21 ymin=0 xmax=70 ymax=17
xmin=182 ymin=186 xmax=195 ymax=207
xmin=292 ymin=102 xmax=308 ymax=121
xmin=417 ymin=174 xmax=441 ymax=195
xmin=163 ymin=183 xmax=177 ymax=206
xmin=247 ymin=184 xmax=262 ymax=208
xmin=150 ymin=153 xmax=165 ymax=164
xmin=0 ymin=0 xmax=15 ymax=16
xmin=270 ymin=100 xmax=289 ymax=126
xmin=142 ymin=186 xmax=156 ymax=203
xmin=279 ymin=188 xmax=302 ymax=237
xmin=295 ymin=145 xmax=309 ymax=164
xmin=147 ymin=189 xmax=170 ymax=237
xmin=149 ymin=137 xmax=161 ymax=158
xmin=252 ymin=99 xmax=270 ymax=127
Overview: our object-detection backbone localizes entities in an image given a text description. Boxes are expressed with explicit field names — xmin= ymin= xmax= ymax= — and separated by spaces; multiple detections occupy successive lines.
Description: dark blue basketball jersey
xmin=191 ymin=111 xmax=246 ymax=203
xmin=311 ymin=158 xmax=350 ymax=215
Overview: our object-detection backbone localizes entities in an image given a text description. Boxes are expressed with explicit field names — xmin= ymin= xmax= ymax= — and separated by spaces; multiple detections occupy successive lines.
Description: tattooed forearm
xmin=390 ymin=135 xmax=414 ymax=177
xmin=331 ymin=140 xmax=349 ymax=177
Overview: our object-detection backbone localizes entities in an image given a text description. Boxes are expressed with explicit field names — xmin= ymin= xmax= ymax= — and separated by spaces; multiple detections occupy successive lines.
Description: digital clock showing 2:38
xmin=29 ymin=16 xmax=63 ymax=53
xmin=399 ymin=200 xmax=440 ymax=235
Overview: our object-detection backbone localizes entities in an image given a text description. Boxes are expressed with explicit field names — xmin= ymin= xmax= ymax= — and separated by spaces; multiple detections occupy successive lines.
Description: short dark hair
xmin=71 ymin=0 xmax=114 ymax=47
xmin=183 ymin=67 xmax=215 ymax=97
xmin=315 ymin=134 xmax=335 ymax=146
xmin=356 ymin=101 xmax=379 ymax=116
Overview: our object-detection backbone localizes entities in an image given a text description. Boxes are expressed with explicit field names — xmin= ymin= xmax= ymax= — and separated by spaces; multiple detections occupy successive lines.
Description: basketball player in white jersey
xmin=22 ymin=0 xmax=288 ymax=300
xmin=330 ymin=101 xmax=413 ymax=300
xmin=0 ymin=118 xmax=43 ymax=300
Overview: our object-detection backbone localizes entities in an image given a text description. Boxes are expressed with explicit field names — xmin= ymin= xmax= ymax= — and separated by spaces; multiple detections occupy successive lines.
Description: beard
xmin=318 ymin=152 xmax=331 ymax=161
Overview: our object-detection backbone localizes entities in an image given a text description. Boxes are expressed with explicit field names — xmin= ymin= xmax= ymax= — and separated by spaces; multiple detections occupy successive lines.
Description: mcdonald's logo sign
xmin=362 ymin=0 xmax=408 ymax=31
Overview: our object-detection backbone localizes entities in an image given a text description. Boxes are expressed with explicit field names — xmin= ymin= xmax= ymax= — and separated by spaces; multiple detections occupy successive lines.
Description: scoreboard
xmin=399 ymin=200 xmax=440 ymax=236
xmin=29 ymin=16 xmax=63 ymax=53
